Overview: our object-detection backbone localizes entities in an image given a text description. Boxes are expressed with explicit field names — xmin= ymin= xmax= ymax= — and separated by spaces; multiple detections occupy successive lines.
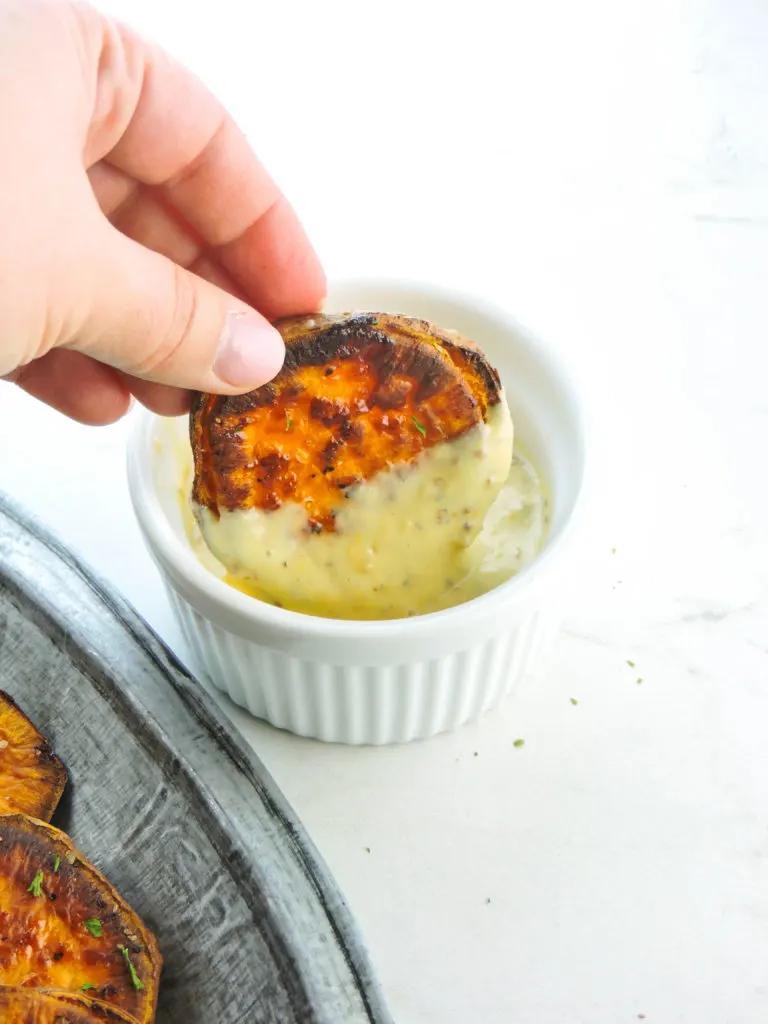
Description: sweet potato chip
xmin=0 ymin=816 xmax=161 ymax=1023
xmin=191 ymin=312 xmax=505 ymax=531
xmin=0 ymin=986 xmax=138 ymax=1023
xmin=0 ymin=691 xmax=67 ymax=822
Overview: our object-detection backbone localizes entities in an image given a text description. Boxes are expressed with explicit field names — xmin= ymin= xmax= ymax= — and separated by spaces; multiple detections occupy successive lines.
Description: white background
xmin=2 ymin=1 xmax=767 ymax=1021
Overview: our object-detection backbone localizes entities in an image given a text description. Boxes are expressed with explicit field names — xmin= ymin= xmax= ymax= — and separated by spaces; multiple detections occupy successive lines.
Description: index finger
xmin=89 ymin=15 xmax=325 ymax=319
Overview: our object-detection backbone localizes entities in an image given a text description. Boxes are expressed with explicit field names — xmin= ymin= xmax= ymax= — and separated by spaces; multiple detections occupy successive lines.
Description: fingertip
xmin=212 ymin=311 xmax=286 ymax=390
xmin=81 ymin=229 xmax=288 ymax=396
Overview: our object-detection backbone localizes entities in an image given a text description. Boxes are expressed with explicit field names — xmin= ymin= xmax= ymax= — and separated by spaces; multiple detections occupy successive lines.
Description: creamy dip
xmin=182 ymin=399 xmax=548 ymax=621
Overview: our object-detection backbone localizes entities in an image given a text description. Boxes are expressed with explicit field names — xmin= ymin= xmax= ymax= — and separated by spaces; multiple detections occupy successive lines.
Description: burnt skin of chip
xmin=0 ymin=987 xmax=138 ymax=1023
xmin=190 ymin=312 xmax=504 ymax=532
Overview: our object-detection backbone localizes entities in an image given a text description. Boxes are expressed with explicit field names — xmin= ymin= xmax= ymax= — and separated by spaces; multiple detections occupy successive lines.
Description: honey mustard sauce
xmin=183 ymin=398 xmax=548 ymax=621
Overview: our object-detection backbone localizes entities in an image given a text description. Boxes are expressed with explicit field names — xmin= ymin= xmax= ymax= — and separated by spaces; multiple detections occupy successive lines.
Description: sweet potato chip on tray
xmin=0 ymin=815 xmax=161 ymax=1023
xmin=0 ymin=691 xmax=67 ymax=822
xmin=0 ymin=986 xmax=138 ymax=1023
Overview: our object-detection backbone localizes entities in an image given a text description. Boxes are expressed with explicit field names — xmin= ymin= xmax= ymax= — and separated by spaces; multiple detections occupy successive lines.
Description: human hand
xmin=0 ymin=0 xmax=325 ymax=424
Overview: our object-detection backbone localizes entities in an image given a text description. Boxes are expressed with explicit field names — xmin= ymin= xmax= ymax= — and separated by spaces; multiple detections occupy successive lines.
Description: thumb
xmin=70 ymin=225 xmax=286 ymax=393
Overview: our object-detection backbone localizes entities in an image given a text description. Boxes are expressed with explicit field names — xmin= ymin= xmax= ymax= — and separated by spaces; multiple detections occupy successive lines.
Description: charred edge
xmin=35 ymin=741 xmax=61 ymax=768
xmin=0 ymin=823 xmax=79 ymax=903
xmin=283 ymin=320 xmax=392 ymax=372
xmin=190 ymin=395 xmax=219 ymax=516
xmin=0 ymin=689 xmax=24 ymax=713
xmin=454 ymin=348 xmax=502 ymax=400
xmin=365 ymin=338 xmax=457 ymax=401
xmin=193 ymin=314 xmax=472 ymax=421
xmin=0 ymin=993 xmax=133 ymax=1024
xmin=435 ymin=337 xmax=502 ymax=406
xmin=375 ymin=314 xmax=503 ymax=410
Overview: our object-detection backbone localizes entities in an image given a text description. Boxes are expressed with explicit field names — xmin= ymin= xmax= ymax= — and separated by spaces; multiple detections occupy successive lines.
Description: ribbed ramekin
xmin=127 ymin=279 xmax=587 ymax=745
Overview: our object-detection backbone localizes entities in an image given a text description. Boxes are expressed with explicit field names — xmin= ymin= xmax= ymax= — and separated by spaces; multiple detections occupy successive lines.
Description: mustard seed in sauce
xmin=187 ymin=400 xmax=548 ymax=621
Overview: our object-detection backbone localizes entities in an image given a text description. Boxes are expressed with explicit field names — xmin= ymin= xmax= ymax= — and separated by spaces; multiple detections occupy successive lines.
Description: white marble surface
xmin=2 ymin=0 xmax=767 ymax=1020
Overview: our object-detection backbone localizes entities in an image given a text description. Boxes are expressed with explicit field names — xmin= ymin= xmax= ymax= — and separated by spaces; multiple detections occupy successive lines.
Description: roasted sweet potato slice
xmin=0 ymin=691 xmax=67 ymax=821
xmin=0 ymin=816 xmax=161 ymax=1024
xmin=0 ymin=987 xmax=138 ymax=1023
xmin=190 ymin=312 xmax=506 ymax=531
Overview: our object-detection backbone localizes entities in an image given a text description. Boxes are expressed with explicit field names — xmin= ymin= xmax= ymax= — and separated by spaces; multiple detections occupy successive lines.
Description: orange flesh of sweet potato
xmin=0 ymin=986 xmax=139 ymax=1022
xmin=0 ymin=816 xmax=161 ymax=1024
xmin=0 ymin=692 xmax=67 ymax=822
xmin=191 ymin=312 xmax=505 ymax=532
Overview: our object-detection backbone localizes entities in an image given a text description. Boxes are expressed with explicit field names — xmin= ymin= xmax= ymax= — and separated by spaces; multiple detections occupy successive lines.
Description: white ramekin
xmin=126 ymin=280 xmax=587 ymax=745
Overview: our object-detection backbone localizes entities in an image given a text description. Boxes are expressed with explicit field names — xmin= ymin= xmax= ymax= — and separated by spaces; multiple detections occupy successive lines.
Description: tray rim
xmin=0 ymin=489 xmax=392 ymax=1024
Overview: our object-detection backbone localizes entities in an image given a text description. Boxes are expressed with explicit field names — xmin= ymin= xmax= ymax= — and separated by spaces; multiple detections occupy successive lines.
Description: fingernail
xmin=213 ymin=311 xmax=285 ymax=388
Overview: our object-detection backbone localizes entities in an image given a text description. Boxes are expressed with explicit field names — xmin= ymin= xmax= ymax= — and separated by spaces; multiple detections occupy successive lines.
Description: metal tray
xmin=0 ymin=492 xmax=392 ymax=1024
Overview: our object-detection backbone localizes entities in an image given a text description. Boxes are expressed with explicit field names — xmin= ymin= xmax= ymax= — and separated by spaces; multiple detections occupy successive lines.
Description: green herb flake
xmin=53 ymin=855 xmax=60 ymax=873
xmin=285 ymin=412 xmax=293 ymax=431
xmin=411 ymin=415 xmax=427 ymax=437
xmin=84 ymin=918 xmax=103 ymax=938
xmin=627 ymin=660 xmax=635 ymax=668
xmin=81 ymin=983 xmax=97 ymax=992
xmin=570 ymin=697 xmax=579 ymax=705
xmin=27 ymin=869 xmax=44 ymax=897
xmin=513 ymin=738 xmax=525 ymax=749
xmin=637 ymin=677 xmax=643 ymax=685
xmin=119 ymin=945 xmax=145 ymax=991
